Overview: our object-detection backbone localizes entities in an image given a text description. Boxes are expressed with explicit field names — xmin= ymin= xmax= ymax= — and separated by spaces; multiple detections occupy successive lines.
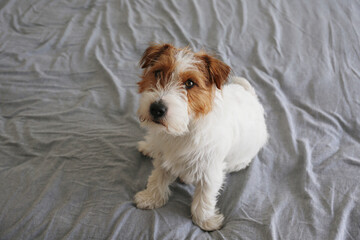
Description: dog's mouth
xmin=152 ymin=119 xmax=162 ymax=125
xmin=139 ymin=116 xmax=167 ymax=128
xmin=152 ymin=118 xmax=167 ymax=127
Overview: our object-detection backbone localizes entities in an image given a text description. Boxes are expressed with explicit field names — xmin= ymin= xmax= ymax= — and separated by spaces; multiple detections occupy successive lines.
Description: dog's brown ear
xmin=198 ymin=53 xmax=231 ymax=89
xmin=139 ymin=43 xmax=173 ymax=69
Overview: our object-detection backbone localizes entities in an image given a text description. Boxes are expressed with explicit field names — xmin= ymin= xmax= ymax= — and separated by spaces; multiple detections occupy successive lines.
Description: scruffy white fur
xmin=134 ymin=48 xmax=268 ymax=231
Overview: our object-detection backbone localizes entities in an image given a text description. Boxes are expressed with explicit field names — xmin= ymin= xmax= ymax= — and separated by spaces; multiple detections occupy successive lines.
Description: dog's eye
xmin=154 ymin=70 xmax=162 ymax=79
xmin=184 ymin=79 xmax=195 ymax=89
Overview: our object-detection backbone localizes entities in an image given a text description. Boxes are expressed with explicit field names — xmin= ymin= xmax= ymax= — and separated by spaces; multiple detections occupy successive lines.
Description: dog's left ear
xmin=139 ymin=43 xmax=173 ymax=69
xmin=198 ymin=54 xmax=231 ymax=89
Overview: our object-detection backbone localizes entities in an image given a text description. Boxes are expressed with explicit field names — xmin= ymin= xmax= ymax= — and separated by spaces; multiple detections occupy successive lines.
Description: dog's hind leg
xmin=225 ymin=157 xmax=253 ymax=173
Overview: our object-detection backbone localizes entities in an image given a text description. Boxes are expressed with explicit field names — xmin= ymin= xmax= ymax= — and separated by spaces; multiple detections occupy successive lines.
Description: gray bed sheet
xmin=0 ymin=0 xmax=359 ymax=239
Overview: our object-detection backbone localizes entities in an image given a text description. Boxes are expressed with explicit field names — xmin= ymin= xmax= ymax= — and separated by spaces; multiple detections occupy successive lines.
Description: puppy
xmin=134 ymin=43 xmax=268 ymax=231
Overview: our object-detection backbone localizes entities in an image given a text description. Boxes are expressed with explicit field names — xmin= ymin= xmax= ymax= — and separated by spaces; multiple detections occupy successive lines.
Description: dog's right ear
xmin=197 ymin=53 xmax=231 ymax=89
xmin=139 ymin=43 xmax=173 ymax=69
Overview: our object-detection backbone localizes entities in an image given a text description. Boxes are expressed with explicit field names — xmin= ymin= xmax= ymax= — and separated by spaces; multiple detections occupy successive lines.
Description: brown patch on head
xmin=138 ymin=43 xmax=177 ymax=93
xmin=179 ymin=70 xmax=215 ymax=117
xmin=182 ymin=52 xmax=230 ymax=117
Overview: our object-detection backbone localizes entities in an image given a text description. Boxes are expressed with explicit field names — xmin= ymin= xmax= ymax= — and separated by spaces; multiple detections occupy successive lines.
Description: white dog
xmin=134 ymin=43 xmax=268 ymax=231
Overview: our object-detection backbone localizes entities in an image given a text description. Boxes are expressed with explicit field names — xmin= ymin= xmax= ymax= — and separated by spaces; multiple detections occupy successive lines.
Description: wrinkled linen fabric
xmin=0 ymin=0 xmax=359 ymax=239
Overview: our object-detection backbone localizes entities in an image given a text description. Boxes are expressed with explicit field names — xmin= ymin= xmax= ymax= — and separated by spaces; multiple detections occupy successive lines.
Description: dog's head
xmin=137 ymin=43 xmax=231 ymax=136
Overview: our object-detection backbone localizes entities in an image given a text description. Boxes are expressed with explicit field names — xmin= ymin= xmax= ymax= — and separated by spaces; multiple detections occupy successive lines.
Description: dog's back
xmin=231 ymin=77 xmax=257 ymax=96
xmin=220 ymin=77 xmax=268 ymax=172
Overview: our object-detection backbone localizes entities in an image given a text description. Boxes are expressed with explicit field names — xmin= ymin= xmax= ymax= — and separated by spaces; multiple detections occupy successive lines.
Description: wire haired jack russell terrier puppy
xmin=134 ymin=43 xmax=268 ymax=231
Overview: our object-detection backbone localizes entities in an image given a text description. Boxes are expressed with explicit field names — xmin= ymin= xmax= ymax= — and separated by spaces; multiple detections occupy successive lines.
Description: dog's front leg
xmin=134 ymin=161 xmax=176 ymax=209
xmin=137 ymin=134 xmax=161 ymax=159
xmin=191 ymin=166 xmax=225 ymax=231
xmin=137 ymin=135 xmax=155 ymax=158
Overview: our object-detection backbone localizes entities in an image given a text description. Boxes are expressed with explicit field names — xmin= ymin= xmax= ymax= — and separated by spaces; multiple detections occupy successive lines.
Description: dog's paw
xmin=137 ymin=141 xmax=153 ymax=158
xmin=193 ymin=213 xmax=224 ymax=231
xmin=134 ymin=189 xmax=168 ymax=209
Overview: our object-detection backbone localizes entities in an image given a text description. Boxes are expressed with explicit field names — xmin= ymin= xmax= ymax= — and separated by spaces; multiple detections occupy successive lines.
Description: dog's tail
xmin=231 ymin=77 xmax=256 ymax=96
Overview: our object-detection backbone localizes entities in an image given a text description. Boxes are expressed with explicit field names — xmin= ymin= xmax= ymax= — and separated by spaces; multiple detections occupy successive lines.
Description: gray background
xmin=0 ymin=0 xmax=359 ymax=239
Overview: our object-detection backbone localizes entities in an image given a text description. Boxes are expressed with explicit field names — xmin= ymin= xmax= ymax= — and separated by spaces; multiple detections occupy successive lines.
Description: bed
xmin=0 ymin=0 xmax=359 ymax=239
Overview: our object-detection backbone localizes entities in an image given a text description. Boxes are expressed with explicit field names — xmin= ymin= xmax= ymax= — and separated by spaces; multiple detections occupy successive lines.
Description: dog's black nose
xmin=150 ymin=101 xmax=167 ymax=119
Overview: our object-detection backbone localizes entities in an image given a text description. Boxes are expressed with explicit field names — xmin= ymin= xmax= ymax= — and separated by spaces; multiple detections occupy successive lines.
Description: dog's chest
xmin=162 ymin=152 xmax=204 ymax=184
xmin=155 ymin=135 xmax=211 ymax=184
